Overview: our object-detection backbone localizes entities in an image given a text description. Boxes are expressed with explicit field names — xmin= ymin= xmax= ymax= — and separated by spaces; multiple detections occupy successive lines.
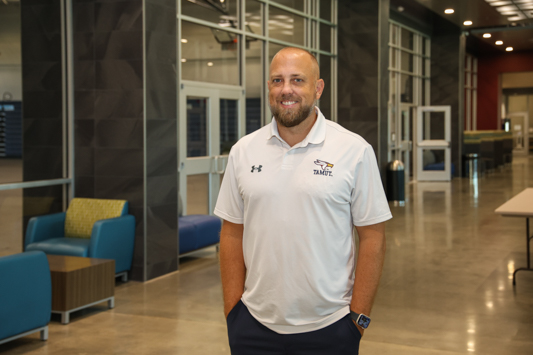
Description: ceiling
xmin=401 ymin=0 xmax=533 ymax=53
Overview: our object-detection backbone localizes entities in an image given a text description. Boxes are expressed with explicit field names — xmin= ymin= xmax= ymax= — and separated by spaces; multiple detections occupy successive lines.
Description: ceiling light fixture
xmin=444 ymin=9 xmax=454 ymax=14
xmin=506 ymin=46 xmax=514 ymax=51
xmin=181 ymin=39 xmax=188 ymax=43
xmin=484 ymin=0 xmax=533 ymax=21
xmin=464 ymin=20 xmax=473 ymax=26
xmin=207 ymin=62 xmax=214 ymax=66
xmin=181 ymin=58 xmax=187 ymax=63
xmin=495 ymin=40 xmax=504 ymax=45
xmin=483 ymin=33 xmax=492 ymax=38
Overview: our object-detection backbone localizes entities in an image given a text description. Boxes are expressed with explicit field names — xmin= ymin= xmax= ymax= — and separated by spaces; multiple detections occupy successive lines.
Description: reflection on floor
xmin=0 ymin=159 xmax=23 ymax=184
xmin=187 ymin=174 xmax=209 ymax=215
xmin=2 ymin=157 xmax=533 ymax=354
xmin=0 ymin=188 xmax=22 ymax=257
xmin=0 ymin=158 xmax=23 ymax=257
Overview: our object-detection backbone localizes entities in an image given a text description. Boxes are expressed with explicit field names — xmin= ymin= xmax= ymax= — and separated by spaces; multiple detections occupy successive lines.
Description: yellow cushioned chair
xmin=25 ymin=198 xmax=136 ymax=280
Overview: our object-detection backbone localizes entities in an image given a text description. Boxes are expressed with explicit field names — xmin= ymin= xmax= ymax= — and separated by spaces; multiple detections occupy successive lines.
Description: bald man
xmin=215 ymin=47 xmax=392 ymax=354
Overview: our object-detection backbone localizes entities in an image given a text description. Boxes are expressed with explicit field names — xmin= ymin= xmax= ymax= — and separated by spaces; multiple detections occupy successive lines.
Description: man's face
xmin=268 ymin=50 xmax=323 ymax=128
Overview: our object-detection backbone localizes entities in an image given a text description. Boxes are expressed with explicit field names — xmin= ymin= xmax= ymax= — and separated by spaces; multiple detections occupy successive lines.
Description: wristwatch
xmin=350 ymin=311 xmax=371 ymax=329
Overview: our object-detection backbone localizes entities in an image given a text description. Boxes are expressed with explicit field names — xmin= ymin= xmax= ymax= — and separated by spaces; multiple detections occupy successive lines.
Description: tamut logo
xmin=314 ymin=159 xmax=334 ymax=177
xmin=251 ymin=165 xmax=263 ymax=173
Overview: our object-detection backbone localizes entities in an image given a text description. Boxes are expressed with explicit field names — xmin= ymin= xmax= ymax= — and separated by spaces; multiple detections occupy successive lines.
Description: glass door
xmin=179 ymin=82 xmax=244 ymax=215
xmin=415 ymin=106 xmax=451 ymax=181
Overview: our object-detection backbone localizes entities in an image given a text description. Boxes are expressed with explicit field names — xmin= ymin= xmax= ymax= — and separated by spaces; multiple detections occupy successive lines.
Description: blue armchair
xmin=0 ymin=251 xmax=51 ymax=345
xmin=25 ymin=198 xmax=135 ymax=280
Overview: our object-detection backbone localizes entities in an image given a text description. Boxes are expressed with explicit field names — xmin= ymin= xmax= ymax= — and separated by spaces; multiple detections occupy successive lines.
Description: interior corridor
xmin=1 ymin=157 xmax=533 ymax=354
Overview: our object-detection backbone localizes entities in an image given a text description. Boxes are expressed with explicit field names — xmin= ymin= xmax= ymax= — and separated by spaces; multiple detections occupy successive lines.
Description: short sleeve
xmin=350 ymin=145 xmax=393 ymax=226
xmin=214 ymin=148 xmax=244 ymax=224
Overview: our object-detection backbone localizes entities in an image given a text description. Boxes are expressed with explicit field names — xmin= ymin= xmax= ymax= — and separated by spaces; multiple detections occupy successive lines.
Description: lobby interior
xmin=2 ymin=0 xmax=533 ymax=354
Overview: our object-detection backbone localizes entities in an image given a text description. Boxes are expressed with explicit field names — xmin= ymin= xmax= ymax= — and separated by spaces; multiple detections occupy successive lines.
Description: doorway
xmin=415 ymin=106 xmax=452 ymax=181
xmin=179 ymin=81 xmax=245 ymax=216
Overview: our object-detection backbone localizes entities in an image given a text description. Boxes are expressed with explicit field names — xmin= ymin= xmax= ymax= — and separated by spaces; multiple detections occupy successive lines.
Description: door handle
xmin=211 ymin=155 xmax=226 ymax=175
xmin=214 ymin=156 xmax=226 ymax=174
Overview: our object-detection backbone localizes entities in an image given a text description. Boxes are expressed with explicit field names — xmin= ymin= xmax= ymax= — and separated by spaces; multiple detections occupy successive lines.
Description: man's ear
xmin=315 ymin=79 xmax=325 ymax=99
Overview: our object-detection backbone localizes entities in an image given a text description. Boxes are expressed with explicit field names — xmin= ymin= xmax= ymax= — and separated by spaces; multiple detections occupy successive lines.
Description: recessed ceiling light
xmin=495 ymin=40 xmax=503 ymax=45
xmin=506 ymin=47 xmax=514 ymax=51
xmin=444 ymin=9 xmax=454 ymax=14
xmin=464 ymin=20 xmax=473 ymax=26
xmin=207 ymin=62 xmax=214 ymax=66
xmin=483 ymin=33 xmax=492 ymax=38
xmin=181 ymin=39 xmax=188 ymax=43
xmin=181 ymin=58 xmax=187 ymax=63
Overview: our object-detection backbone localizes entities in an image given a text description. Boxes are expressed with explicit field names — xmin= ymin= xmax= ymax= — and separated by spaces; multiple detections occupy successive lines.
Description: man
xmin=214 ymin=47 xmax=392 ymax=355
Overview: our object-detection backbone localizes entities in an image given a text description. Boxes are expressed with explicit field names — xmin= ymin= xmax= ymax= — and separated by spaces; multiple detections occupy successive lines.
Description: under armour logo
xmin=251 ymin=165 xmax=263 ymax=173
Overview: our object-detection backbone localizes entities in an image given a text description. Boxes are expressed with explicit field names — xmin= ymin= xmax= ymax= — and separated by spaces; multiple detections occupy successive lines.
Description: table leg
xmin=61 ymin=312 xmax=70 ymax=324
xmin=108 ymin=297 xmax=115 ymax=309
xmin=513 ymin=218 xmax=533 ymax=286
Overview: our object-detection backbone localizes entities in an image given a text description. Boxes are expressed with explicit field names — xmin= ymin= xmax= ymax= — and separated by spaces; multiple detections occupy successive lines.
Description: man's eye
xmin=273 ymin=79 xmax=282 ymax=83
xmin=293 ymin=78 xmax=303 ymax=83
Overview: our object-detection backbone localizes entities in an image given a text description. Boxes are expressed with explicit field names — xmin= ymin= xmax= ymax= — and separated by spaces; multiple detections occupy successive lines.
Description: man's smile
xmin=281 ymin=100 xmax=298 ymax=107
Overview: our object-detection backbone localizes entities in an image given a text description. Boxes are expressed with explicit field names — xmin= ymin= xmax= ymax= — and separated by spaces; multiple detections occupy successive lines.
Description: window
xmin=388 ymin=22 xmax=430 ymax=153
xmin=179 ymin=0 xmax=338 ymax=129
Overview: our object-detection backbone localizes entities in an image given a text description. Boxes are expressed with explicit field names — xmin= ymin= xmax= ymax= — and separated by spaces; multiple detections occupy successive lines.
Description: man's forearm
xmin=219 ymin=221 xmax=246 ymax=318
xmin=350 ymin=223 xmax=386 ymax=317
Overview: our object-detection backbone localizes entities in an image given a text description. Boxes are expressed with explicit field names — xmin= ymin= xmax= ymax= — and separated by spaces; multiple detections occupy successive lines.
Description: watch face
xmin=357 ymin=314 xmax=371 ymax=329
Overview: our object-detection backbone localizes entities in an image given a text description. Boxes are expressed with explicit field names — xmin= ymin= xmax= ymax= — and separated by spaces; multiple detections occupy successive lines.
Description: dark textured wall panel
xmin=71 ymin=0 xmax=178 ymax=281
xmin=431 ymin=33 xmax=462 ymax=177
xmin=72 ymin=0 xmax=146 ymax=280
xmin=144 ymin=0 xmax=178 ymax=280
xmin=337 ymin=0 xmax=389 ymax=171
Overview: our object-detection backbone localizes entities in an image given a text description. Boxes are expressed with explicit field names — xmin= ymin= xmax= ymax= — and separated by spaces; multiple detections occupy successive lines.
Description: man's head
xmin=268 ymin=47 xmax=325 ymax=128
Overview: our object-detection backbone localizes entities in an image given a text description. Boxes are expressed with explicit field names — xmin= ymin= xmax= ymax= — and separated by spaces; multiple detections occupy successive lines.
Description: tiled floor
xmin=1 ymin=157 xmax=533 ymax=354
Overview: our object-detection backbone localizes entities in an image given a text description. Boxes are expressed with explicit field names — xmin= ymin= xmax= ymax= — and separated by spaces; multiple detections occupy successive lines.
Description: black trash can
xmin=386 ymin=160 xmax=405 ymax=206
xmin=462 ymin=153 xmax=481 ymax=179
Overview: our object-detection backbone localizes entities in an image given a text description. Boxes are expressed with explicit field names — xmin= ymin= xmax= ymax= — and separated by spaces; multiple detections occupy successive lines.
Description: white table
xmin=495 ymin=188 xmax=533 ymax=285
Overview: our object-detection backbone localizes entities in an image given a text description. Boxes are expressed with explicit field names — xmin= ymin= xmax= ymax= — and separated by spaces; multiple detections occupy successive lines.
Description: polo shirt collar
xmin=267 ymin=107 xmax=326 ymax=147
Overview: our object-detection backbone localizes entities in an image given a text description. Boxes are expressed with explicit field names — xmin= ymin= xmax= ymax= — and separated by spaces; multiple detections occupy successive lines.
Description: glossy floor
xmin=2 ymin=157 xmax=533 ymax=354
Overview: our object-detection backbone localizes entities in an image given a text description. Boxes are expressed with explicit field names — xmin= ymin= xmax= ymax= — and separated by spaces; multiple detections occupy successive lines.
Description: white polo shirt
xmin=214 ymin=107 xmax=392 ymax=334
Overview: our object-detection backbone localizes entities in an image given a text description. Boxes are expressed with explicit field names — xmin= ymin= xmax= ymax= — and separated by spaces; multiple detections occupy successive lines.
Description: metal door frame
xmin=399 ymin=104 xmax=413 ymax=183
xmin=415 ymin=105 xmax=451 ymax=181
xmin=508 ymin=111 xmax=529 ymax=155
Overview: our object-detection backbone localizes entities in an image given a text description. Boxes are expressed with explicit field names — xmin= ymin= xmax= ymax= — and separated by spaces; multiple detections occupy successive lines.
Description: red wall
xmin=476 ymin=51 xmax=533 ymax=130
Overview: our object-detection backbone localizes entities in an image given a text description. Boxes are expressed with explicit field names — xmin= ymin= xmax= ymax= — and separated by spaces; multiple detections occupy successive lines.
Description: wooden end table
xmin=46 ymin=255 xmax=115 ymax=324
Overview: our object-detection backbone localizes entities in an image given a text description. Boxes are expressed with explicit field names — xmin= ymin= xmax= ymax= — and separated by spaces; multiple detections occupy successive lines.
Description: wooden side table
xmin=46 ymin=255 xmax=115 ymax=324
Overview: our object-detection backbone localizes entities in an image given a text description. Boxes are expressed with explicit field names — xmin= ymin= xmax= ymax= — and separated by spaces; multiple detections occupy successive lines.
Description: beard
xmin=269 ymin=95 xmax=316 ymax=128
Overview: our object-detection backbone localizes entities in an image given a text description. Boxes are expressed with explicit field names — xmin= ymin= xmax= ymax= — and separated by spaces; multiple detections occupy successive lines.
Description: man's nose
xmin=280 ymin=81 xmax=294 ymax=96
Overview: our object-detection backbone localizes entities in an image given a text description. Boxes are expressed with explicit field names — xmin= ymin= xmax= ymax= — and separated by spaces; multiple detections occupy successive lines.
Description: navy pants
xmin=226 ymin=301 xmax=361 ymax=355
